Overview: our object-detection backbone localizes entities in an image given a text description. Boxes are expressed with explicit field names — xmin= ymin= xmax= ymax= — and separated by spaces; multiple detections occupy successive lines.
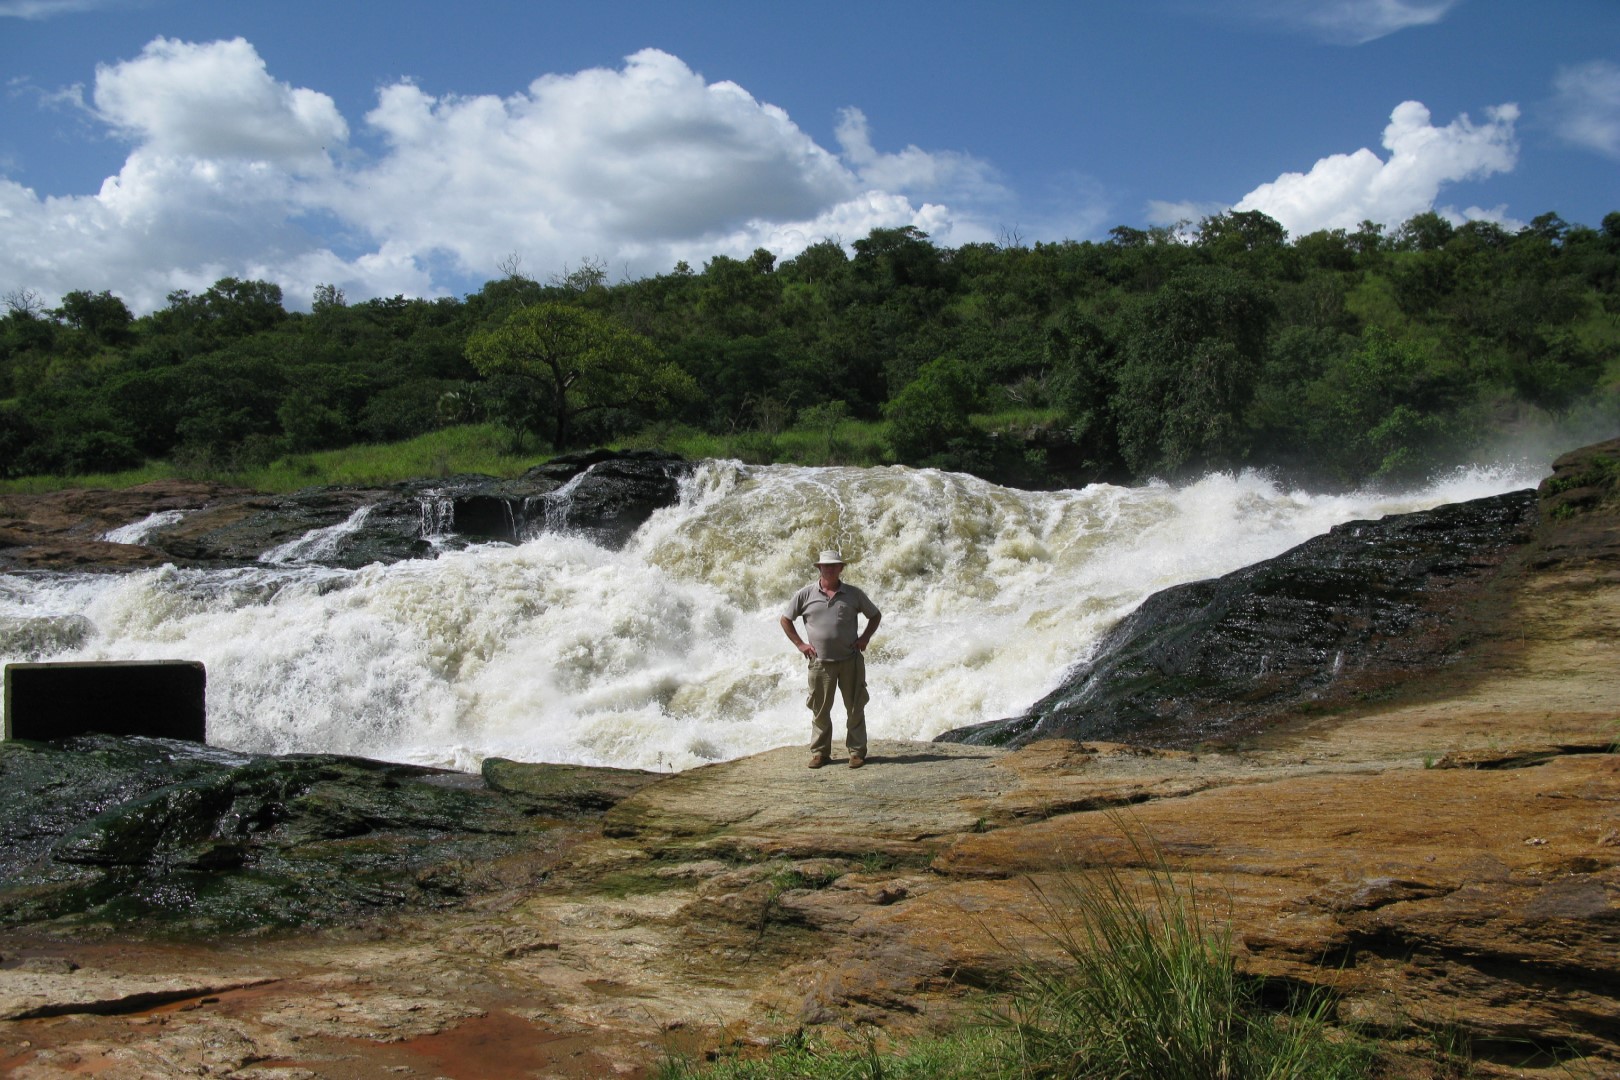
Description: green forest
xmin=3 ymin=208 xmax=1617 ymax=491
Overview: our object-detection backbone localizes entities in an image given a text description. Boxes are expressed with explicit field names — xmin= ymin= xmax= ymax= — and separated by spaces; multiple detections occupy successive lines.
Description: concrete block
xmin=4 ymin=660 xmax=206 ymax=743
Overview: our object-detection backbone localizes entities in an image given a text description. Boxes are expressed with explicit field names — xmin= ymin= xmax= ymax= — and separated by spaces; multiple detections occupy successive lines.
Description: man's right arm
xmin=779 ymin=614 xmax=816 ymax=658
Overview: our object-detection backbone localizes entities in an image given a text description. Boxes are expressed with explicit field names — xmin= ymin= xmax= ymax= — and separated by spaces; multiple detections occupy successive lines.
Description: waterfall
xmin=417 ymin=495 xmax=456 ymax=541
xmin=259 ymin=506 xmax=375 ymax=566
xmin=525 ymin=462 xmax=600 ymax=539
xmin=0 ymin=460 xmax=1544 ymax=773
xmin=101 ymin=510 xmax=187 ymax=546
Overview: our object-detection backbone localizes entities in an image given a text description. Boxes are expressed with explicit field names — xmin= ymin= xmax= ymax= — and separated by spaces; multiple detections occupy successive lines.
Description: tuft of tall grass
xmin=657 ymin=828 xmax=1372 ymax=1080
xmin=990 ymin=833 xmax=1371 ymax=1080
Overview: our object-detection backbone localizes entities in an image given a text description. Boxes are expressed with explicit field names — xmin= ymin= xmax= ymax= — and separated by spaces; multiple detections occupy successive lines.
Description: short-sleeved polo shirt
xmin=783 ymin=581 xmax=881 ymax=662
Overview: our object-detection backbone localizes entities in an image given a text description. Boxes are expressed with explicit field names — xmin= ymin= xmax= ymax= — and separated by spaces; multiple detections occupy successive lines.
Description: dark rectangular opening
xmin=4 ymin=660 xmax=207 ymax=743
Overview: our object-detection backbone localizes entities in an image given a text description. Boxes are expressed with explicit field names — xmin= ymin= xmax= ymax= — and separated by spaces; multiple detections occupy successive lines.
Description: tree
xmin=1397 ymin=211 xmax=1455 ymax=252
xmin=851 ymin=226 xmax=951 ymax=291
xmin=465 ymin=303 xmax=694 ymax=450
xmin=1196 ymin=210 xmax=1288 ymax=256
xmin=778 ymin=239 xmax=849 ymax=286
xmin=0 ymin=406 xmax=41 ymax=478
xmin=798 ymin=399 xmax=849 ymax=460
xmin=884 ymin=355 xmax=982 ymax=463
xmin=1312 ymin=329 xmax=1461 ymax=481
xmin=1112 ymin=266 xmax=1273 ymax=476
xmin=312 ymin=283 xmax=346 ymax=314
xmin=549 ymin=257 xmax=609 ymax=295
xmin=55 ymin=290 xmax=134 ymax=347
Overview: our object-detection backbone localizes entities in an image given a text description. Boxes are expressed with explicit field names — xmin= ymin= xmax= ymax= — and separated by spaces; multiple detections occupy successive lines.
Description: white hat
xmin=815 ymin=549 xmax=845 ymax=565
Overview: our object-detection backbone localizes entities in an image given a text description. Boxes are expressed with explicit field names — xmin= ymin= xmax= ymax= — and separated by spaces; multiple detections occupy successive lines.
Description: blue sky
xmin=2 ymin=0 xmax=1617 ymax=312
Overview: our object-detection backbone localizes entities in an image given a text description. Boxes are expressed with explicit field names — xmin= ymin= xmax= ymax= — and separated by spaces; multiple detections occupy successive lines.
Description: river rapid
xmin=0 ymin=459 xmax=1546 ymax=773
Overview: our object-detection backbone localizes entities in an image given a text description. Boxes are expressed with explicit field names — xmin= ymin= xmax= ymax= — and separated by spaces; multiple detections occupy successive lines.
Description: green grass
xmin=618 ymin=418 xmax=892 ymax=468
xmin=1545 ymin=453 xmax=1619 ymax=498
xmin=231 ymin=423 xmax=536 ymax=491
xmin=0 ymin=424 xmax=540 ymax=496
xmin=0 ymin=462 xmax=180 ymax=495
xmin=659 ymin=1027 xmax=1005 ymax=1080
xmin=973 ymin=406 xmax=1066 ymax=432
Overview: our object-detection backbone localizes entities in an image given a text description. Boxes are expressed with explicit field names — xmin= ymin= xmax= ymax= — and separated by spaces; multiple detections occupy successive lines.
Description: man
xmin=780 ymin=549 xmax=882 ymax=769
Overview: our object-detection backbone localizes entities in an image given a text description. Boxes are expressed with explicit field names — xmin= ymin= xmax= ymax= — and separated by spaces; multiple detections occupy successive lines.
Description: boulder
xmin=0 ymin=736 xmax=563 ymax=932
xmin=434 ymin=449 xmax=693 ymax=548
xmin=939 ymin=487 xmax=1539 ymax=749
xmin=0 ymin=480 xmax=247 ymax=571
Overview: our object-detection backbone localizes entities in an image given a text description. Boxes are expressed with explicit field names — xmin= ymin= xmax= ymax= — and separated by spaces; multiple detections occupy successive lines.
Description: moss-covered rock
xmin=480 ymin=757 xmax=665 ymax=817
xmin=0 ymin=736 xmax=559 ymax=934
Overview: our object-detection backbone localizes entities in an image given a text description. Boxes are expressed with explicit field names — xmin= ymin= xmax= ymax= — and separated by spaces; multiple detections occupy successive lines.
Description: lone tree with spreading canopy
xmin=465 ymin=303 xmax=694 ymax=451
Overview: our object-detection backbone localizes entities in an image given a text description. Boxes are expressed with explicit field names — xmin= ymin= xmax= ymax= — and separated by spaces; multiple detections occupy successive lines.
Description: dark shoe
xmin=848 ymin=752 xmax=866 ymax=769
xmin=808 ymin=752 xmax=827 ymax=769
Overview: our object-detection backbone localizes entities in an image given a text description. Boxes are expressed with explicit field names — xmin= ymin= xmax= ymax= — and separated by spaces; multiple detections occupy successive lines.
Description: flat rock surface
xmin=603 ymin=740 xmax=1007 ymax=855
xmin=1 ymin=440 xmax=1618 ymax=1077
xmin=0 ymin=968 xmax=276 ymax=1021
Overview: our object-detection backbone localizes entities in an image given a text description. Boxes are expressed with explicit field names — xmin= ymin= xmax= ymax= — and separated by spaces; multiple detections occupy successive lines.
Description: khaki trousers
xmin=806 ymin=655 xmax=868 ymax=757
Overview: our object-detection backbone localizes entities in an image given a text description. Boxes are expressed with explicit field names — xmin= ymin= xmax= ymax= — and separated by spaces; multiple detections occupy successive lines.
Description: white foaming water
xmin=0 ymin=460 xmax=1544 ymax=773
xmin=260 ymin=506 xmax=374 ymax=565
xmin=101 ymin=510 xmax=187 ymax=546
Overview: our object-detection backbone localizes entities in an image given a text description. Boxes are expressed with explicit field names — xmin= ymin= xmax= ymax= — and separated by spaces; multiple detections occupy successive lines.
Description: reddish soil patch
xmin=396 ymin=1009 xmax=653 ymax=1079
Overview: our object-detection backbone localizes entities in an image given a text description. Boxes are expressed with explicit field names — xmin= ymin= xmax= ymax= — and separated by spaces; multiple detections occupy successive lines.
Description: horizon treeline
xmin=2 ymin=208 xmax=1617 ymax=490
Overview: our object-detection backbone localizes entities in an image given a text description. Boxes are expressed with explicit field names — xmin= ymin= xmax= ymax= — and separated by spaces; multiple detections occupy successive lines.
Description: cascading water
xmin=101 ymin=510 xmax=188 ymax=545
xmin=533 ymin=462 xmax=597 ymax=536
xmin=260 ymin=506 xmax=375 ymax=566
xmin=0 ymin=460 xmax=1545 ymax=773
xmin=418 ymin=495 xmax=456 ymax=542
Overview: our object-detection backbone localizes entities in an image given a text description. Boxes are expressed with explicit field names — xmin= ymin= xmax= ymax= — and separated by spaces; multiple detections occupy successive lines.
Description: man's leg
xmin=806 ymin=659 xmax=837 ymax=763
xmin=838 ymin=654 xmax=868 ymax=759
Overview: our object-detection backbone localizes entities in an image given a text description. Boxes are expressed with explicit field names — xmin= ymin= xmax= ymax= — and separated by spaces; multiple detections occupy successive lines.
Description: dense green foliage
xmin=3 ymin=208 xmax=1617 ymax=488
xmin=465 ymin=302 xmax=696 ymax=451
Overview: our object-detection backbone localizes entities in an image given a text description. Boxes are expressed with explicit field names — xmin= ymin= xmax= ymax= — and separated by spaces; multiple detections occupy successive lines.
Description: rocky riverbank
xmin=0 ymin=449 xmax=692 ymax=572
xmin=0 ymin=439 xmax=1617 ymax=1078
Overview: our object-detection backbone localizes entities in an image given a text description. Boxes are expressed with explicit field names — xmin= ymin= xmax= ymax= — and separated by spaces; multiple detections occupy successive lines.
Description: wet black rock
xmin=132 ymin=449 xmax=693 ymax=568
xmin=937 ymin=489 xmax=1539 ymax=750
xmin=0 ymin=736 xmax=565 ymax=933
xmin=433 ymin=449 xmax=694 ymax=549
xmin=142 ymin=487 xmax=434 ymax=569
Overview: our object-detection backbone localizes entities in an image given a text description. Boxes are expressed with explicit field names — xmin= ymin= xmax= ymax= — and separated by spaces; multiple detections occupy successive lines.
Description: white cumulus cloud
xmin=94 ymin=37 xmax=348 ymax=163
xmin=1233 ymin=100 xmax=1518 ymax=236
xmin=0 ymin=40 xmax=996 ymax=313
xmin=1551 ymin=60 xmax=1620 ymax=159
xmin=835 ymin=106 xmax=1007 ymax=205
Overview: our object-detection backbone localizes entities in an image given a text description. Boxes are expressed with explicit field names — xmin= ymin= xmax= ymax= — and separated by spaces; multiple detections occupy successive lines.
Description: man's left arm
xmin=855 ymin=596 xmax=881 ymax=652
